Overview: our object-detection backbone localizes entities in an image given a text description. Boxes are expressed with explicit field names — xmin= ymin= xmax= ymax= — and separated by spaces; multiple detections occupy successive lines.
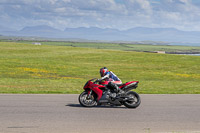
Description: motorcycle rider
xmin=98 ymin=67 xmax=124 ymax=97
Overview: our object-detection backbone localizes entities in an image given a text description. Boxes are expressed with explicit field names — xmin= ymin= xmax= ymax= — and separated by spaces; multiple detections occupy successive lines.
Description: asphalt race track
xmin=0 ymin=94 xmax=200 ymax=133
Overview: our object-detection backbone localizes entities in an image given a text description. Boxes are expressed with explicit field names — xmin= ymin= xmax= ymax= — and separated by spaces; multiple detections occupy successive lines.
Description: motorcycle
xmin=78 ymin=78 xmax=141 ymax=108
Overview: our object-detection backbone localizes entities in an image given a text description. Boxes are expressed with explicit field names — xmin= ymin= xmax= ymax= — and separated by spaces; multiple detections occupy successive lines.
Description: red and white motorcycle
xmin=79 ymin=78 xmax=141 ymax=108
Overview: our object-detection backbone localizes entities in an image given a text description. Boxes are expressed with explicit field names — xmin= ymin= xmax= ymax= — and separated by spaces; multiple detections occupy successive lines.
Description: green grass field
xmin=0 ymin=42 xmax=200 ymax=94
xmin=19 ymin=41 xmax=200 ymax=53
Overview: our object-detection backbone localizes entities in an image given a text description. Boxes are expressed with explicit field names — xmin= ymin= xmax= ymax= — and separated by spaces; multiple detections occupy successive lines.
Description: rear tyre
xmin=123 ymin=91 xmax=141 ymax=108
xmin=79 ymin=91 xmax=97 ymax=107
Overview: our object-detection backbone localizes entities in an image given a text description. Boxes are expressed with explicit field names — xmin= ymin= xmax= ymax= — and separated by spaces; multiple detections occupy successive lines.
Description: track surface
xmin=0 ymin=94 xmax=200 ymax=133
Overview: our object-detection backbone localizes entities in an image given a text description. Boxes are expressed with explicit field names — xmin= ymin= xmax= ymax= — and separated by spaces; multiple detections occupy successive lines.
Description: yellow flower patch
xmin=18 ymin=67 xmax=49 ymax=73
xmin=17 ymin=67 xmax=81 ymax=79
xmin=176 ymin=73 xmax=200 ymax=79
xmin=160 ymin=71 xmax=200 ymax=79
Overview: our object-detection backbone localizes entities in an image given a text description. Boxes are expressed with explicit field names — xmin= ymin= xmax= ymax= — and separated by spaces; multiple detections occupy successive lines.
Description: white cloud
xmin=135 ymin=0 xmax=152 ymax=12
xmin=54 ymin=7 xmax=67 ymax=13
xmin=1 ymin=0 xmax=200 ymax=31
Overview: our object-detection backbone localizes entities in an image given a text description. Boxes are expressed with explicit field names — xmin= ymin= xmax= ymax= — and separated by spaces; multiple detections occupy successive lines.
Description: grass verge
xmin=0 ymin=42 xmax=200 ymax=94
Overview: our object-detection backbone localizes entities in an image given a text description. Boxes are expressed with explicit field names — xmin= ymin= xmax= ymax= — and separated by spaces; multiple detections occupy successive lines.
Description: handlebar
xmin=94 ymin=79 xmax=101 ymax=84
xmin=90 ymin=78 xmax=103 ymax=84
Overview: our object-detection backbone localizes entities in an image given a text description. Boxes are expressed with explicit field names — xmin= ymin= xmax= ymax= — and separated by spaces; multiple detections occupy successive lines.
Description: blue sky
xmin=1 ymin=0 xmax=200 ymax=31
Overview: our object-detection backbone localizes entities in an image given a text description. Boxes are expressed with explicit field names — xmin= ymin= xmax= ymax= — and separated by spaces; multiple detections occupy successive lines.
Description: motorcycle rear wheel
xmin=79 ymin=91 xmax=97 ymax=107
xmin=123 ymin=91 xmax=141 ymax=108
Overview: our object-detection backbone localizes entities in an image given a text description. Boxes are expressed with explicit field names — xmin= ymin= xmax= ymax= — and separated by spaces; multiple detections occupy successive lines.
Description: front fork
xmin=87 ymin=90 xmax=93 ymax=99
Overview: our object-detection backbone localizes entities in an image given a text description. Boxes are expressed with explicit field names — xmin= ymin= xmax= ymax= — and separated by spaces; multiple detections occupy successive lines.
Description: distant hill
xmin=21 ymin=25 xmax=60 ymax=32
xmin=19 ymin=25 xmax=65 ymax=38
xmin=0 ymin=26 xmax=15 ymax=32
xmin=1 ymin=25 xmax=200 ymax=45
xmin=0 ymin=25 xmax=17 ymax=36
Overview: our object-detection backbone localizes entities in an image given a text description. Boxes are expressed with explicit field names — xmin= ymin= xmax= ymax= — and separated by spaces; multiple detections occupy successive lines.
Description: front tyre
xmin=123 ymin=91 xmax=141 ymax=108
xmin=79 ymin=91 xmax=97 ymax=107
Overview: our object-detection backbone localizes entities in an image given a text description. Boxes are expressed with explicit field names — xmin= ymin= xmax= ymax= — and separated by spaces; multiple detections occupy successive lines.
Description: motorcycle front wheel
xmin=123 ymin=91 xmax=141 ymax=108
xmin=79 ymin=91 xmax=97 ymax=107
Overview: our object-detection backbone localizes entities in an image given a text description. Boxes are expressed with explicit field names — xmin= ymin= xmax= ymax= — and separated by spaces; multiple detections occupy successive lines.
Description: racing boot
xmin=113 ymin=83 xmax=124 ymax=94
xmin=111 ymin=82 xmax=125 ymax=97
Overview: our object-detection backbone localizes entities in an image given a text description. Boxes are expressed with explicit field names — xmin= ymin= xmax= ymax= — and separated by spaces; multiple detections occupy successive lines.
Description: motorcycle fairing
xmin=119 ymin=81 xmax=139 ymax=89
xmin=83 ymin=79 xmax=139 ymax=102
xmin=84 ymin=80 xmax=104 ymax=101
xmin=91 ymin=86 xmax=103 ymax=101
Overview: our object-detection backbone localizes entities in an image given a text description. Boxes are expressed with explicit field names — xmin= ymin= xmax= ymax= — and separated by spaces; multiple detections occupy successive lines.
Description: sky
xmin=1 ymin=0 xmax=200 ymax=31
